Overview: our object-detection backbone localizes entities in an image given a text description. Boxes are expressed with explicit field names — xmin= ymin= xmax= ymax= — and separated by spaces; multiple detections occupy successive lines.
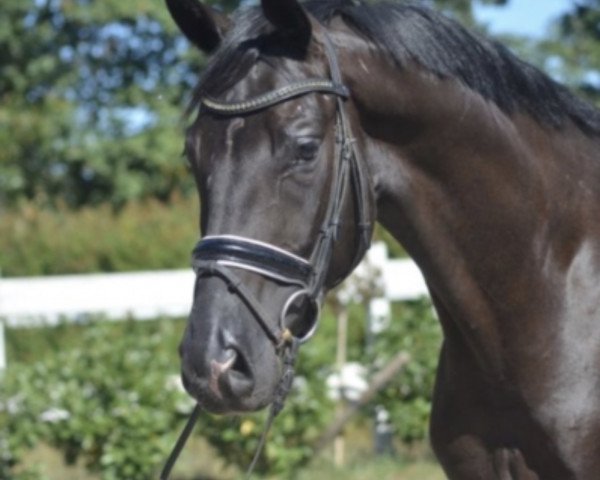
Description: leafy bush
xmin=0 ymin=193 xmax=409 ymax=279
xmin=0 ymin=194 xmax=198 ymax=277
xmin=1 ymin=300 xmax=440 ymax=479
xmin=369 ymin=300 xmax=441 ymax=443
xmin=0 ymin=316 xmax=337 ymax=479
xmin=0 ymin=319 xmax=187 ymax=480
xmin=197 ymin=372 xmax=333 ymax=476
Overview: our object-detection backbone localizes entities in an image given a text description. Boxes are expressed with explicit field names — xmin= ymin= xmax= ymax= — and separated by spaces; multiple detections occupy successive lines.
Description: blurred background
xmin=1 ymin=0 xmax=599 ymax=478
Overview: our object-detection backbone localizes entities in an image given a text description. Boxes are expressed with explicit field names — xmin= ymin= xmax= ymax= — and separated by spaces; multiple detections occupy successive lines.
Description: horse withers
xmin=166 ymin=1 xmax=600 ymax=478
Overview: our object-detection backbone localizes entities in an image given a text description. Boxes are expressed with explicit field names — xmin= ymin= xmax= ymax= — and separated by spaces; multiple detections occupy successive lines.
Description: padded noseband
xmin=192 ymin=235 xmax=314 ymax=287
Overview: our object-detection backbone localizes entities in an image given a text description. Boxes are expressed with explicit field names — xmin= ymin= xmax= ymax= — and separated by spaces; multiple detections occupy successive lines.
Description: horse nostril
xmin=207 ymin=346 xmax=255 ymax=399
xmin=217 ymin=347 xmax=254 ymax=398
xmin=210 ymin=348 xmax=237 ymax=379
xmin=229 ymin=348 xmax=251 ymax=377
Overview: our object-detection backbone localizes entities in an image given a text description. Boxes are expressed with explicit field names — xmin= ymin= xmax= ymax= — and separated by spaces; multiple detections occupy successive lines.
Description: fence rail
xmin=0 ymin=244 xmax=429 ymax=370
xmin=0 ymin=270 xmax=196 ymax=327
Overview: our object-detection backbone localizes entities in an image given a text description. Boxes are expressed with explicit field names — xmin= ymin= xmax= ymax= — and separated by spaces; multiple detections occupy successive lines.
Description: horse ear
xmin=165 ymin=0 xmax=231 ymax=54
xmin=261 ymin=0 xmax=312 ymax=45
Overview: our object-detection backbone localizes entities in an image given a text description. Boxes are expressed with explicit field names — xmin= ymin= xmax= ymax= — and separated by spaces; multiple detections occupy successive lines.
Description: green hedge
xmin=370 ymin=301 xmax=441 ymax=442
xmin=0 ymin=195 xmax=199 ymax=277
xmin=0 ymin=196 xmax=405 ymax=278
xmin=0 ymin=315 xmax=338 ymax=479
xmin=1 ymin=299 xmax=440 ymax=479
xmin=1 ymin=319 xmax=186 ymax=480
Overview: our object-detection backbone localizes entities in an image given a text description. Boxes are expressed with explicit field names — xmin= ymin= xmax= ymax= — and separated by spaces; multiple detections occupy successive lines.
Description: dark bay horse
xmin=165 ymin=0 xmax=600 ymax=478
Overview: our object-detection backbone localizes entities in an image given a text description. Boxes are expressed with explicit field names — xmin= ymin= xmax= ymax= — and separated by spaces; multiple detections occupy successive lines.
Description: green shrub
xmin=0 ymin=195 xmax=409 ymax=278
xmin=368 ymin=300 xmax=441 ymax=443
xmin=1 ymin=300 xmax=440 ymax=479
xmin=0 ymin=194 xmax=199 ymax=277
xmin=0 ymin=316 xmax=337 ymax=479
xmin=0 ymin=319 xmax=187 ymax=480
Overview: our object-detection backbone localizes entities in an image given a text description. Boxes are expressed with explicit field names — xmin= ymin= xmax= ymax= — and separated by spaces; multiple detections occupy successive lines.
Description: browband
xmin=201 ymin=79 xmax=349 ymax=115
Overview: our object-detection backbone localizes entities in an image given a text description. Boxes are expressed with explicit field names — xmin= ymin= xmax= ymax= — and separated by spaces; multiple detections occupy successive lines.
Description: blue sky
xmin=473 ymin=0 xmax=572 ymax=38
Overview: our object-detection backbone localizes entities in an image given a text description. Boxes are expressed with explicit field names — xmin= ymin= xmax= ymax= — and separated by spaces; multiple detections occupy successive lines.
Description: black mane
xmin=193 ymin=0 xmax=600 ymax=135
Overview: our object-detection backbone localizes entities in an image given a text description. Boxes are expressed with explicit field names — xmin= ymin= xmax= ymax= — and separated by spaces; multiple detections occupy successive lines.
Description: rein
xmin=161 ymin=29 xmax=372 ymax=479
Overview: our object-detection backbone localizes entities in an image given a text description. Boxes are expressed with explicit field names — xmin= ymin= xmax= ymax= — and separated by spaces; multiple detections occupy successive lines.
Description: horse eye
xmin=294 ymin=138 xmax=320 ymax=162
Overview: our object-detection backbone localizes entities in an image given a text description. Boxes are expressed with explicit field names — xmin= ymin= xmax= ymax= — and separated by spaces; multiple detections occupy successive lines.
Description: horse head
xmin=167 ymin=0 xmax=373 ymax=413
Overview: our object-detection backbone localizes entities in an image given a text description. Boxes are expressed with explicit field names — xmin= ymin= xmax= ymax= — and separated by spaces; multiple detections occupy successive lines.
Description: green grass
xmin=21 ymin=438 xmax=445 ymax=480
xmin=295 ymin=457 xmax=445 ymax=480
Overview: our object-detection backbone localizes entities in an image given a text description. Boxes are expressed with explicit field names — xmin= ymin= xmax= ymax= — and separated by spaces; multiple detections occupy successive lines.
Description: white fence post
xmin=0 ymin=320 xmax=5 ymax=371
xmin=0 ymin=266 xmax=5 ymax=372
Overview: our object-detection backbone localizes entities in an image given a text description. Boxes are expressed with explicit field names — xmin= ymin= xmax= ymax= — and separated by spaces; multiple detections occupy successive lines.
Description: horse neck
xmin=336 ymin=29 xmax=600 ymax=369
xmin=351 ymin=66 xmax=600 ymax=268
xmin=340 ymin=44 xmax=537 ymax=263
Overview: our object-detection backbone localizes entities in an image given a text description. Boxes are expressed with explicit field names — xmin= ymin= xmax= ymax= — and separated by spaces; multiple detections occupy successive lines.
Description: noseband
xmin=162 ymin=31 xmax=372 ymax=480
xmin=191 ymin=33 xmax=372 ymax=348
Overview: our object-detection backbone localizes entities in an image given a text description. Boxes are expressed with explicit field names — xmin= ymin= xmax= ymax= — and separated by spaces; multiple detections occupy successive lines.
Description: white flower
xmin=175 ymin=397 xmax=196 ymax=415
xmin=3 ymin=395 xmax=24 ymax=415
xmin=326 ymin=362 xmax=369 ymax=402
xmin=165 ymin=374 xmax=186 ymax=393
xmin=39 ymin=408 xmax=70 ymax=423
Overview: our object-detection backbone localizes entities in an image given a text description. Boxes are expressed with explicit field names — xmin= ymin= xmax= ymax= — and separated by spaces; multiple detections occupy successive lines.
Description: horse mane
xmin=192 ymin=0 xmax=600 ymax=135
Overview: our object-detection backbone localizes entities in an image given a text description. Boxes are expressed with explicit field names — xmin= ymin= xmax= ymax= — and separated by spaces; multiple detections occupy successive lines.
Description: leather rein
xmin=161 ymin=31 xmax=372 ymax=479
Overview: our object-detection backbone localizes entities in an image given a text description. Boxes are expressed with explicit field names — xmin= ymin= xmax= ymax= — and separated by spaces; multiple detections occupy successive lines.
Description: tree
xmin=469 ymin=0 xmax=600 ymax=107
xmin=537 ymin=0 xmax=600 ymax=105
xmin=435 ymin=0 xmax=508 ymax=26
xmin=0 ymin=0 xmax=240 ymax=209
xmin=1 ymin=0 xmax=597 ymax=209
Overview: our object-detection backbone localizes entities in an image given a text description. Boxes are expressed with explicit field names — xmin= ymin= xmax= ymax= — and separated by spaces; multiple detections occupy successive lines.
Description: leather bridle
xmin=191 ymin=33 xmax=372 ymax=349
xmin=161 ymin=30 xmax=372 ymax=480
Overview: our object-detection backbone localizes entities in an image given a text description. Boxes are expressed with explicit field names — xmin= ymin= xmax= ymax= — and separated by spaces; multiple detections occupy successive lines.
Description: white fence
xmin=0 ymin=270 xmax=196 ymax=327
xmin=0 ymin=243 xmax=429 ymax=370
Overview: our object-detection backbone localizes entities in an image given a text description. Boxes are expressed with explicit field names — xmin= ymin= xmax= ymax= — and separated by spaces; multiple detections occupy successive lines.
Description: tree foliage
xmin=1 ymin=299 xmax=441 ymax=479
xmin=0 ymin=0 xmax=240 ymax=209
xmin=435 ymin=0 xmax=508 ymax=26
xmin=538 ymin=0 xmax=600 ymax=105
xmin=0 ymin=194 xmax=198 ymax=276
xmin=1 ymin=0 xmax=599 ymax=209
